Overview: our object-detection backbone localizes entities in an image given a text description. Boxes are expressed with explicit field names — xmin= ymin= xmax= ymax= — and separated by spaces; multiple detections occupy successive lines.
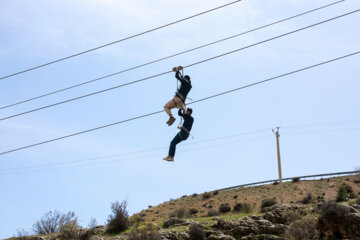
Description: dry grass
xmin=135 ymin=175 xmax=360 ymax=222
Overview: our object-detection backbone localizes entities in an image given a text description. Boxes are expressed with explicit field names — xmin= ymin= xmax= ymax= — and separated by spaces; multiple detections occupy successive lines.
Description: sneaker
xmin=163 ymin=156 xmax=174 ymax=162
xmin=166 ymin=117 xmax=176 ymax=126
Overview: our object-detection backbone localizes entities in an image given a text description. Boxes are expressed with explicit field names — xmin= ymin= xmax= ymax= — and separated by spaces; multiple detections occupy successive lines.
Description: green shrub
xmin=218 ymin=203 xmax=231 ymax=213
xmin=202 ymin=192 xmax=212 ymax=200
xmin=169 ymin=208 xmax=189 ymax=219
xmin=261 ymin=198 xmax=277 ymax=209
xmin=299 ymin=193 xmax=312 ymax=204
xmin=336 ymin=185 xmax=350 ymax=202
xmin=189 ymin=223 xmax=205 ymax=240
xmin=207 ymin=209 xmax=219 ymax=217
xmin=318 ymin=200 xmax=351 ymax=238
xmin=189 ymin=208 xmax=199 ymax=215
xmin=233 ymin=203 xmax=251 ymax=213
xmin=213 ymin=190 xmax=219 ymax=196
xmin=107 ymin=200 xmax=129 ymax=234
xmin=59 ymin=222 xmax=80 ymax=240
xmin=127 ymin=223 xmax=161 ymax=240
xmin=284 ymin=216 xmax=319 ymax=240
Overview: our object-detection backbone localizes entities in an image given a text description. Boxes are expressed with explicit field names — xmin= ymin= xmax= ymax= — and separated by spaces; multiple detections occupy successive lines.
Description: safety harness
xmin=173 ymin=66 xmax=194 ymax=139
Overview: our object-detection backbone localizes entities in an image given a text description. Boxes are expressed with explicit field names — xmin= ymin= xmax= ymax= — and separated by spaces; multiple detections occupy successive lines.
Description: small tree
xmin=337 ymin=185 xmax=350 ymax=202
xmin=33 ymin=210 xmax=78 ymax=234
xmin=14 ymin=228 xmax=29 ymax=240
xmin=107 ymin=200 xmax=129 ymax=233
xmin=88 ymin=217 xmax=97 ymax=228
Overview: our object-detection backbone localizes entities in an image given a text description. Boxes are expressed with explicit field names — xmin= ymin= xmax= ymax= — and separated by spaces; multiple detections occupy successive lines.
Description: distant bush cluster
xmin=261 ymin=198 xmax=277 ymax=209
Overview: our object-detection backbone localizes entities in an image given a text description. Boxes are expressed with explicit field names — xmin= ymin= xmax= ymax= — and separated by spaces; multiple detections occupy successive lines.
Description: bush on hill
xmin=261 ymin=198 xmax=277 ymax=209
xmin=106 ymin=200 xmax=129 ymax=234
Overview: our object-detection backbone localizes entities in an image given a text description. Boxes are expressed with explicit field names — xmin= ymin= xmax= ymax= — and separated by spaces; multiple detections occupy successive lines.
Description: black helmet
xmin=184 ymin=75 xmax=191 ymax=81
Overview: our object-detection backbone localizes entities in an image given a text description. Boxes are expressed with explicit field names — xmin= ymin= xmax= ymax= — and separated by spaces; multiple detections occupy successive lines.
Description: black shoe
xmin=166 ymin=117 xmax=176 ymax=126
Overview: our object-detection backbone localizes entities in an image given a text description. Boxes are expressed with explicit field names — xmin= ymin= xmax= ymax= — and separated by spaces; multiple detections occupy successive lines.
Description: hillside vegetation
xmin=136 ymin=175 xmax=360 ymax=222
xmin=7 ymin=175 xmax=360 ymax=240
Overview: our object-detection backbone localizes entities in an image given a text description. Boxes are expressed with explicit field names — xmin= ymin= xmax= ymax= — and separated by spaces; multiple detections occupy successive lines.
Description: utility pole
xmin=272 ymin=127 xmax=283 ymax=203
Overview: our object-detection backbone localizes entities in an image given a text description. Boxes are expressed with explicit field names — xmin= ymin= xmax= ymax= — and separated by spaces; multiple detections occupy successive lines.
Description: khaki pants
xmin=164 ymin=96 xmax=184 ymax=116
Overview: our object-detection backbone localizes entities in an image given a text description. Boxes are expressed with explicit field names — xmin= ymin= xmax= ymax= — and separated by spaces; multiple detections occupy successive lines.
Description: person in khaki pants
xmin=164 ymin=68 xmax=192 ymax=126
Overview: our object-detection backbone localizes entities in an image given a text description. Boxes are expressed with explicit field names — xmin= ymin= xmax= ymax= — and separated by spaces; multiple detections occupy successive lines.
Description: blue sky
xmin=0 ymin=0 xmax=360 ymax=238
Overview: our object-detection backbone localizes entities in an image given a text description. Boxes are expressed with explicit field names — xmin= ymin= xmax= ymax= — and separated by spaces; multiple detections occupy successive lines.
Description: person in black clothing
xmin=164 ymin=68 xmax=192 ymax=126
xmin=163 ymin=108 xmax=194 ymax=162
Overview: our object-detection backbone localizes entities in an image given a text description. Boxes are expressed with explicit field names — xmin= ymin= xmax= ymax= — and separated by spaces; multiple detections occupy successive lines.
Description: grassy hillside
xmin=6 ymin=174 xmax=360 ymax=240
xmin=135 ymin=175 xmax=360 ymax=222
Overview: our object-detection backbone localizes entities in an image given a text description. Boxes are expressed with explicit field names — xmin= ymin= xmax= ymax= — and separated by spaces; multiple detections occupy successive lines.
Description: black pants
xmin=169 ymin=131 xmax=189 ymax=157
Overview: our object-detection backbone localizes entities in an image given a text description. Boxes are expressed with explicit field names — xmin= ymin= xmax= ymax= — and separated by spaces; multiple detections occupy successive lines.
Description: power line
xmin=4 ymin=124 xmax=359 ymax=176
xmin=282 ymin=119 xmax=360 ymax=129
xmin=0 ymin=0 xmax=344 ymax=110
xmin=0 ymin=0 xmax=243 ymax=81
xmin=283 ymin=127 xmax=360 ymax=136
xmin=3 ymin=118 xmax=359 ymax=172
xmin=0 ymin=135 xmax=272 ymax=176
xmin=0 ymin=50 xmax=358 ymax=157
xmin=2 ymin=9 xmax=358 ymax=122
xmin=0 ymin=130 xmax=270 ymax=173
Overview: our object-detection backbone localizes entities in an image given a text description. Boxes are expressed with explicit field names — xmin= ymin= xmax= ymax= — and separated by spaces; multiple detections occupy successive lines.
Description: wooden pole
xmin=273 ymin=127 xmax=283 ymax=203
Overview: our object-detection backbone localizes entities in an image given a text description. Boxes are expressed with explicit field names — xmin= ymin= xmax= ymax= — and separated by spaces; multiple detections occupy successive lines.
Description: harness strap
xmin=175 ymin=92 xmax=186 ymax=102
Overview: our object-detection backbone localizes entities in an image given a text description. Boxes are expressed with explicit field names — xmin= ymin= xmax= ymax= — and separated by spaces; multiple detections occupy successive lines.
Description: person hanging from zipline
xmin=163 ymin=108 xmax=194 ymax=162
xmin=164 ymin=66 xmax=192 ymax=126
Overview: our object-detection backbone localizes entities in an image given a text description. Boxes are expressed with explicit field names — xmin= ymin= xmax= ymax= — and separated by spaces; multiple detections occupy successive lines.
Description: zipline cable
xmin=0 ymin=50 xmax=358 ymax=156
xmin=0 ymin=0 xmax=344 ymax=110
xmin=1 ymin=9 xmax=358 ymax=121
xmin=0 ymin=0 xmax=244 ymax=81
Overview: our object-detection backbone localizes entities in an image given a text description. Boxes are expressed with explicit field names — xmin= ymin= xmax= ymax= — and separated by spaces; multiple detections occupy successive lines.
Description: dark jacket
xmin=178 ymin=109 xmax=194 ymax=133
xmin=175 ymin=71 xmax=192 ymax=102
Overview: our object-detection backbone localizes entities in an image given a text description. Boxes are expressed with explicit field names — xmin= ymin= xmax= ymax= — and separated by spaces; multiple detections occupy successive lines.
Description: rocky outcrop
xmin=212 ymin=215 xmax=286 ymax=239
xmin=163 ymin=217 xmax=197 ymax=228
xmin=160 ymin=231 xmax=189 ymax=240
xmin=240 ymin=234 xmax=284 ymax=240
xmin=262 ymin=204 xmax=310 ymax=224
